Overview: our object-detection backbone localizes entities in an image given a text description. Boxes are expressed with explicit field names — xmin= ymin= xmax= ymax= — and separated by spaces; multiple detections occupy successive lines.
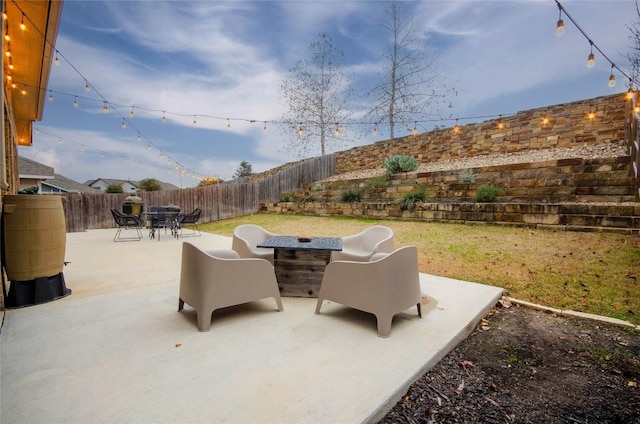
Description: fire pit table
xmin=257 ymin=236 xmax=342 ymax=298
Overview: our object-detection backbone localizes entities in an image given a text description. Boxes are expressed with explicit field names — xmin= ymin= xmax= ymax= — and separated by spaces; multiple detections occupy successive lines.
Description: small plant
xmin=280 ymin=193 xmax=294 ymax=202
xmin=367 ymin=175 xmax=388 ymax=189
xmin=296 ymin=195 xmax=316 ymax=204
xmin=460 ymin=168 xmax=476 ymax=184
xmin=474 ymin=184 xmax=501 ymax=202
xmin=340 ymin=186 xmax=364 ymax=203
xmin=314 ymin=183 xmax=324 ymax=191
xmin=395 ymin=186 xmax=428 ymax=211
xmin=383 ymin=155 xmax=419 ymax=175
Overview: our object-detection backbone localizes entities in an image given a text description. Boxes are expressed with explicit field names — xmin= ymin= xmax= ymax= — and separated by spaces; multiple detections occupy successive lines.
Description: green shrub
xmin=395 ymin=186 xmax=429 ymax=210
xmin=296 ymin=195 xmax=316 ymax=204
xmin=383 ymin=155 xmax=419 ymax=175
xmin=280 ymin=193 xmax=294 ymax=202
xmin=460 ymin=169 xmax=476 ymax=184
xmin=474 ymin=184 xmax=501 ymax=202
xmin=367 ymin=175 xmax=388 ymax=189
xmin=340 ymin=186 xmax=364 ymax=203
xmin=314 ymin=183 xmax=324 ymax=191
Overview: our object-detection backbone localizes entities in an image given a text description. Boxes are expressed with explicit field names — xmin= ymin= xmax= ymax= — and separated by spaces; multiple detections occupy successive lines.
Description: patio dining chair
xmin=148 ymin=205 xmax=180 ymax=240
xmin=176 ymin=208 xmax=202 ymax=237
xmin=110 ymin=208 xmax=143 ymax=242
xmin=179 ymin=242 xmax=284 ymax=331
xmin=330 ymin=225 xmax=394 ymax=262
xmin=316 ymin=246 xmax=422 ymax=337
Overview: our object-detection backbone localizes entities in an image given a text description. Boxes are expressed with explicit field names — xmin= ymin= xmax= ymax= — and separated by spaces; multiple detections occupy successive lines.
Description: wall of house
xmin=334 ymin=93 xmax=627 ymax=174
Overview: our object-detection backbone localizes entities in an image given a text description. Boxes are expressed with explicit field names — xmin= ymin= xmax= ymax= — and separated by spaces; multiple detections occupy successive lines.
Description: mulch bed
xmin=379 ymin=303 xmax=640 ymax=424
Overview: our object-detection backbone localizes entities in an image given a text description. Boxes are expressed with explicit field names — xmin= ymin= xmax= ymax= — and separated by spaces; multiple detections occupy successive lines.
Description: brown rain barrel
xmin=3 ymin=195 xmax=67 ymax=281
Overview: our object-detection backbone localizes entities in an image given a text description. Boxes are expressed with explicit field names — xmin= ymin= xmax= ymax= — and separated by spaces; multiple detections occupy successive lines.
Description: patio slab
xmin=1 ymin=229 xmax=503 ymax=423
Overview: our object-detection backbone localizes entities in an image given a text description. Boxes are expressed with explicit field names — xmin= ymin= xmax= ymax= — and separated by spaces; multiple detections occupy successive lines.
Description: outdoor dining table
xmin=257 ymin=236 xmax=342 ymax=298
xmin=144 ymin=205 xmax=180 ymax=240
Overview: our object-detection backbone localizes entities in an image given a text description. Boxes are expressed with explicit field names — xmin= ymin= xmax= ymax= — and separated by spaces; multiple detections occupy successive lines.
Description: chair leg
xmin=417 ymin=302 xmax=422 ymax=318
xmin=274 ymin=296 xmax=284 ymax=312
xmin=314 ymin=298 xmax=324 ymax=314
xmin=376 ymin=314 xmax=393 ymax=338
xmin=196 ymin=309 xmax=213 ymax=332
xmin=178 ymin=298 xmax=184 ymax=312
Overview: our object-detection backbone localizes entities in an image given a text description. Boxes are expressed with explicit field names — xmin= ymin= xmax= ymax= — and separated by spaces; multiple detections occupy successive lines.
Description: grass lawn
xmin=199 ymin=214 xmax=640 ymax=325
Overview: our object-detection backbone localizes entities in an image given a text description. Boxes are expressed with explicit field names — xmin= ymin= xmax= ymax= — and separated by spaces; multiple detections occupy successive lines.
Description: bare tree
xmin=280 ymin=32 xmax=354 ymax=157
xmin=627 ymin=2 xmax=640 ymax=84
xmin=367 ymin=1 xmax=454 ymax=140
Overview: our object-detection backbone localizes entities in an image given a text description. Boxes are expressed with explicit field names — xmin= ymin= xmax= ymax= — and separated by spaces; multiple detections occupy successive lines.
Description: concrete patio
xmin=1 ymin=228 xmax=503 ymax=423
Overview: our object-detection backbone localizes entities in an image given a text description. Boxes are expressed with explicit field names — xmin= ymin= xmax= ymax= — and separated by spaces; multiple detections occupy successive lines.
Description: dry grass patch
xmin=199 ymin=215 xmax=640 ymax=325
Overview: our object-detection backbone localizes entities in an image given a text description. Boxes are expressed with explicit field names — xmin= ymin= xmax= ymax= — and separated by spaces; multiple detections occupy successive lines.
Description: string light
xmin=556 ymin=4 xmax=565 ymax=37
xmin=298 ymin=124 xmax=304 ymax=136
xmin=497 ymin=116 xmax=505 ymax=129
xmin=8 ymin=58 xmax=13 ymax=70
xmin=137 ymin=133 xmax=142 ymax=142
xmin=227 ymin=119 xmax=231 ymax=129
xmin=121 ymin=119 xmax=126 ymax=129
xmin=586 ymin=41 xmax=595 ymax=69
xmin=373 ymin=125 xmax=378 ymax=135
xmin=542 ymin=116 xmax=550 ymax=126
xmin=73 ymin=96 xmax=78 ymax=108
xmin=412 ymin=122 xmax=418 ymax=137
xmin=335 ymin=123 xmax=340 ymax=136
xmin=5 ymin=41 xmax=11 ymax=57
xmin=4 ymin=27 xmax=9 ymax=41
xmin=85 ymin=83 xmax=90 ymax=92
xmin=54 ymin=54 xmax=60 ymax=66
xmin=162 ymin=111 xmax=166 ymax=123
xmin=19 ymin=14 xmax=25 ymax=31
xmin=626 ymin=86 xmax=635 ymax=100
xmin=129 ymin=106 xmax=135 ymax=117
xmin=452 ymin=119 xmax=460 ymax=134
xmin=587 ymin=107 xmax=596 ymax=120
xmin=608 ymin=65 xmax=616 ymax=88
xmin=102 ymin=101 xmax=109 ymax=113
xmin=193 ymin=115 xmax=197 ymax=125
xmin=147 ymin=144 xmax=152 ymax=151
xmin=48 ymin=92 xmax=53 ymax=102
xmin=263 ymin=121 xmax=267 ymax=131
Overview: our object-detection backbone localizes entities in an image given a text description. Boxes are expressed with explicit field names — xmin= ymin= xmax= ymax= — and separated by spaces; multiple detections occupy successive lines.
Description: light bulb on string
xmin=8 ymin=58 xmax=13 ymax=70
xmin=147 ymin=144 xmax=152 ymax=151
xmin=497 ymin=116 xmax=505 ymax=130
xmin=452 ymin=119 xmax=460 ymax=134
xmin=81 ymin=145 xmax=86 ymax=152
xmin=4 ymin=27 xmax=9 ymax=41
xmin=160 ymin=153 xmax=164 ymax=159
xmin=608 ymin=66 xmax=616 ymax=88
xmin=586 ymin=42 xmax=595 ymax=69
xmin=627 ymin=86 xmax=635 ymax=100
xmin=54 ymin=54 xmax=60 ymax=66
xmin=162 ymin=111 xmax=166 ymax=123
xmin=298 ymin=125 xmax=304 ymax=136
xmin=263 ymin=121 xmax=267 ymax=131
xmin=193 ymin=115 xmax=197 ymax=126
xmin=20 ymin=14 xmax=25 ymax=31
xmin=102 ymin=102 xmax=109 ymax=113
xmin=101 ymin=151 xmax=105 ymax=158
xmin=20 ymin=87 xmax=27 ymax=96
xmin=48 ymin=92 xmax=53 ymax=102
xmin=556 ymin=10 xmax=565 ymax=37
xmin=5 ymin=42 xmax=11 ymax=57
xmin=73 ymin=97 xmax=78 ymax=108
xmin=542 ymin=116 xmax=550 ymax=126
xmin=335 ymin=123 xmax=340 ymax=136
xmin=587 ymin=107 xmax=596 ymax=120
xmin=168 ymin=159 xmax=172 ymax=165
xmin=6 ymin=74 xmax=11 ymax=82
xmin=121 ymin=119 xmax=126 ymax=129
xmin=227 ymin=119 xmax=231 ymax=129
xmin=129 ymin=106 xmax=135 ymax=117
xmin=373 ymin=125 xmax=378 ymax=135
xmin=412 ymin=122 xmax=418 ymax=137
xmin=57 ymin=137 xmax=62 ymax=144
xmin=137 ymin=133 xmax=142 ymax=142
xmin=84 ymin=83 xmax=90 ymax=92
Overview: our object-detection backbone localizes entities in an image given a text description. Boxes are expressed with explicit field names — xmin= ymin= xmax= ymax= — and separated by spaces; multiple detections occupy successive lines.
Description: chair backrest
xmin=360 ymin=226 xmax=394 ymax=252
xmin=233 ymin=224 xmax=274 ymax=245
xmin=178 ymin=208 xmax=201 ymax=225
xmin=111 ymin=208 xmax=139 ymax=226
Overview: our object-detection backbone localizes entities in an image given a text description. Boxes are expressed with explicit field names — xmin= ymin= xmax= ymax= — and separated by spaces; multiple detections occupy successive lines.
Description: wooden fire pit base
xmin=273 ymin=249 xmax=332 ymax=298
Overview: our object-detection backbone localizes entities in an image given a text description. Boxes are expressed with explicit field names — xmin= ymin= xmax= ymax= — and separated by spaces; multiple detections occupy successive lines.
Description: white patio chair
xmin=330 ymin=225 xmax=394 ymax=262
xmin=178 ymin=242 xmax=283 ymax=331
xmin=316 ymin=246 xmax=422 ymax=337
xmin=231 ymin=224 xmax=279 ymax=264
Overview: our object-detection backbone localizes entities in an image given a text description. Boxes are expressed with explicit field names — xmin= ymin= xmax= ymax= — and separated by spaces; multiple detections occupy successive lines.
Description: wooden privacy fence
xmin=61 ymin=153 xmax=336 ymax=233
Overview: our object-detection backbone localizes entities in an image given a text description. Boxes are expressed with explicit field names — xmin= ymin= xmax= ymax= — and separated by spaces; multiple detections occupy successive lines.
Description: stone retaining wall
xmin=259 ymin=201 xmax=640 ymax=234
xmin=335 ymin=94 xmax=626 ymax=174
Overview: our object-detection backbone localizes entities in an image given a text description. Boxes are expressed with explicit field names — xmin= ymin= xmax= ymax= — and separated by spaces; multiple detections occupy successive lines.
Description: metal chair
xmin=176 ymin=208 xmax=202 ymax=238
xmin=110 ymin=208 xmax=143 ymax=242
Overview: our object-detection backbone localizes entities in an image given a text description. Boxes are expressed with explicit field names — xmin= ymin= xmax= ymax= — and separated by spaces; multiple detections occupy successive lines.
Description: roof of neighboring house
xmin=84 ymin=178 xmax=181 ymax=191
xmin=18 ymin=156 xmax=55 ymax=179
xmin=42 ymin=174 xmax=99 ymax=194
xmin=84 ymin=178 xmax=138 ymax=188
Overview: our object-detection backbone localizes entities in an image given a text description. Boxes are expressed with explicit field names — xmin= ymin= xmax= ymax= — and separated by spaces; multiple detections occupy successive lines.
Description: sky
xmin=17 ymin=0 xmax=638 ymax=188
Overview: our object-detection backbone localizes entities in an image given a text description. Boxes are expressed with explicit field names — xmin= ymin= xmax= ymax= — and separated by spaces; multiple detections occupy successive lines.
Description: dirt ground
xmin=379 ymin=301 xmax=640 ymax=424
